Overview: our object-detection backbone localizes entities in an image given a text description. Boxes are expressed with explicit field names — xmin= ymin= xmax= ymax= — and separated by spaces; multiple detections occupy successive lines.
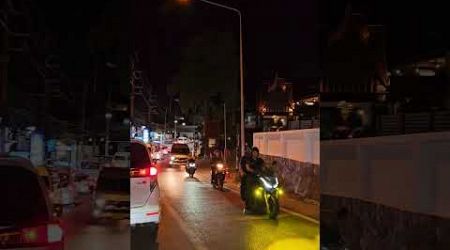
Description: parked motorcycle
xmin=212 ymin=161 xmax=226 ymax=191
xmin=185 ymin=159 xmax=197 ymax=178
xmin=248 ymin=172 xmax=282 ymax=219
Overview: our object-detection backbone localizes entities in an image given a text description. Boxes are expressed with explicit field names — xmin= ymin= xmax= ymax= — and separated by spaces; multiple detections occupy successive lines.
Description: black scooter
xmin=185 ymin=159 xmax=197 ymax=178
xmin=247 ymin=171 xmax=282 ymax=220
xmin=212 ymin=161 xmax=226 ymax=191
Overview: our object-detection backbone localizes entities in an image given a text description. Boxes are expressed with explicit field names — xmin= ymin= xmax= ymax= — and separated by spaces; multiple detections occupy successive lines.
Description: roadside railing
xmin=378 ymin=110 xmax=450 ymax=136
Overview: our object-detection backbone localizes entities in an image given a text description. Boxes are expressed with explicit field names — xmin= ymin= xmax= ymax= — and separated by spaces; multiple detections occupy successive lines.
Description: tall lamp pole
xmin=105 ymin=112 xmax=112 ymax=156
xmin=223 ymin=102 xmax=227 ymax=164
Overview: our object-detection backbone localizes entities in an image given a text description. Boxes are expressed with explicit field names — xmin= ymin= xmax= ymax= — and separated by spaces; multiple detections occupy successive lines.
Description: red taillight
xmin=131 ymin=166 xmax=158 ymax=177
xmin=150 ymin=166 xmax=157 ymax=176
xmin=139 ymin=168 xmax=149 ymax=176
xmin=20 ymin=224 xmax=63 ymax=245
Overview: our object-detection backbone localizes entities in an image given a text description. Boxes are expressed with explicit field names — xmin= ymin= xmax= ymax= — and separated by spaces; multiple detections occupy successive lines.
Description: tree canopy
xmin=168 ymin=31 xmax=239 ymax=115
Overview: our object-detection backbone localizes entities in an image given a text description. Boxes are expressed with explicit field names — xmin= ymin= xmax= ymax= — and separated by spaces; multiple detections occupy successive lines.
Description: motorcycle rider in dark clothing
xmin=210 ymin=149 xmax=223 ymax=184
xmin=243 ymin=147 xmax=265 ymax=210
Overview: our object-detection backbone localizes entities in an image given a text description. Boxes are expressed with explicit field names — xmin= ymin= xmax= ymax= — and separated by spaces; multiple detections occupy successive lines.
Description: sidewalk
xmin=197 ymin=159 xmax=319 ymax=223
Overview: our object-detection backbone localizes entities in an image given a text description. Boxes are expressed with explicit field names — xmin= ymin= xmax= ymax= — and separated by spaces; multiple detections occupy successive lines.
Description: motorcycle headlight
xmin=273 ymin=178 xmax=279 ymax=188
xmin=259 ymin=177 xmax=273 ymax=190
xmin=171 ymin=156 xmax=175 ymax=161
xmin=95 ymin=198 xmax=105 ymax=207
xmin=254 ymin=187 xmax=263 ymax=198
xmin=216 ymin=163 xmax=223 ymax=170
xmin=189 ymin=163 xmax=196 ymax=167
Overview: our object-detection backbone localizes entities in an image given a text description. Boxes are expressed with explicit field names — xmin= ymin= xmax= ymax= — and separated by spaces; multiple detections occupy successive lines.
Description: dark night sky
xmin=33 ymin=0 xmax=448 ymax=109
xmin=322 ymin=0 xmax=449 ymax=66
xmin=132 ymin=0 xmax=320 ymax=106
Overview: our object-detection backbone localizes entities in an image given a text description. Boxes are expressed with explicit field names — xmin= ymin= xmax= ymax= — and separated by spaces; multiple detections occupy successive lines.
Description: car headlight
xmin=216 ymin=163 xmax=223 ymax=170
xmin=95 ymin=198 xmax=105 ymax=207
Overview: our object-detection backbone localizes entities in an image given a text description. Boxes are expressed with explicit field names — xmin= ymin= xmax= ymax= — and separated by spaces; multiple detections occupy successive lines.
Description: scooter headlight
xmin=254 ymin=187 xmax=263 ymax=198
xmin=273 ymin=178 xmax=279 ymax=188
xmin=259 ymin=177 xmax=273 ymax=190
xmin=216 ymin=163 xmax=223 ymax=170
xmin=189 ymin=163 xmax=196 ymax=167
xmin=171 ymin=156 xmax=175 ymax=161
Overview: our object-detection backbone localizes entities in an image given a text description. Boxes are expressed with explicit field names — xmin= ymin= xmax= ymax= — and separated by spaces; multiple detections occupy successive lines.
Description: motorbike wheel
xmin=189 ymin=173 xmax=194 ymax=178
xmin=217 ymin=177 xmax=224 ymax=191
xmin=267 ymin=195 xmax=279 ymax=220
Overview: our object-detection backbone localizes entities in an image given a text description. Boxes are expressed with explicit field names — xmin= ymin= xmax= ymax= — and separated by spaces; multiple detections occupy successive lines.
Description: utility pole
xmin=163 ymin=108 xmax=167 ymax=144
xmin=223 ymin=102 xmax=227 ymax=164
xmin=81 ymin=80 xmax=88 ymax=135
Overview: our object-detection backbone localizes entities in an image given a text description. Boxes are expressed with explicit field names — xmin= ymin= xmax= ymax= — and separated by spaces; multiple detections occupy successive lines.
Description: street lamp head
xmin=174 ymin=120 xmax=178 ymax=124
xmin=182 ymin=122 xmax=186 ymax=126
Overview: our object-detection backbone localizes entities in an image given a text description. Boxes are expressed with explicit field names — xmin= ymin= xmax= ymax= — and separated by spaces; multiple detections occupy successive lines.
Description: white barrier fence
xmin=321 ymin=132 xmax=450 ymax=219
xmin=253 ymin=128 xmax=320 ymax=164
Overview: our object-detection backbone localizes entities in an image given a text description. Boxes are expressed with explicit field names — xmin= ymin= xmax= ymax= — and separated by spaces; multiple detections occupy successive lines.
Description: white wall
xmin=321 ymin=132 xmax=450 ymax=219
xmin=253 ymin=129 xmax=319 ymax=164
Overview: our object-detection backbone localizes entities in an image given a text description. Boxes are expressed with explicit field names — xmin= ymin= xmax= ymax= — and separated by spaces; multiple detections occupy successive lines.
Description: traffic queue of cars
xmin=0 ymin=139 xmax=163 ymax=249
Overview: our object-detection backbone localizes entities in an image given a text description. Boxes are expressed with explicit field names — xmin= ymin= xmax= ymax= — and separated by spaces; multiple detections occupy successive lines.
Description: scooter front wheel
xmin=217 ymin=178 xmax=224 ymax=191
xmin=267 ymin=195 xmax=279 ymax=220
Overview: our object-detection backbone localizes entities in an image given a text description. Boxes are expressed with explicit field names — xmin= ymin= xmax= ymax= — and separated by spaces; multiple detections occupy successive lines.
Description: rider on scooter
xmin=243 ymin=147 xmax=265 ymax=211
xmin=210 ymin=148 xmax=223 ymax=184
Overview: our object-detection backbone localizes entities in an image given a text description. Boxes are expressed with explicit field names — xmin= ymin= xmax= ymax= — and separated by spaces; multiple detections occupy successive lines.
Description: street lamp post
xmin=174 ymin=120 xmax=178 ymax=139
xmin=105 ymin=112 xmax=112 ymax=156
xmin=181 ymin=0 xmax=245 ymax=158
xmin=223 ymin=102 xmax=227 ymax=164
xmin=163 ymin=108 xmax=168 ymax=144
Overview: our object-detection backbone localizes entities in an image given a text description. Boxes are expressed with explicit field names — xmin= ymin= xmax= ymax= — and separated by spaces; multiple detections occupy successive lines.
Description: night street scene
xmin=320 ymin=1 xmax=450 ymax=249
xmin=0 ymin=1 xmax=130 ymax=249
xmin=131 ymin=0 xmax=319 ymax=249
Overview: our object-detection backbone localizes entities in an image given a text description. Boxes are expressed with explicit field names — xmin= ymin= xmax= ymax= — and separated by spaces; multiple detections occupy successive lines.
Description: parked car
xmin=92 ymin=167 xmax=130 ymax=222
xmin=79 ymin=160 xmax=102 ymax=191
xmin=52 ymin=168 xmax=77 ymax=216
xmin=130 ymin=140 xmax=160 ymax=237
xmin=0 ymin=155 xmax=64 ymax=250
xmin=74 ymin=173 xmax=91 ymax=194
xmin=111 ymin=152 xmax=130 ymax=168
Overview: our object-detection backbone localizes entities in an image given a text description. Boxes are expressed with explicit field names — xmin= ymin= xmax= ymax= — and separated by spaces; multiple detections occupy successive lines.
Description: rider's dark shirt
xmin=249 ymin=157 xmax=264 ymax=175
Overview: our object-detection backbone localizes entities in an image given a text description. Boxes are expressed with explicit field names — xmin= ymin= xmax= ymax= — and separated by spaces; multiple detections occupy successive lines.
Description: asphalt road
xmin=131 ymin=158 xmax=319 ymax=250
xmin=63 ymin=195 xmax=130 ymax=250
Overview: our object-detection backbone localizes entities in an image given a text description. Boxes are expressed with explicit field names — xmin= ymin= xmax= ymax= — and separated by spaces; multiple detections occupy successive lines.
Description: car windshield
xmin=131 ymin=143 xmax=151 ymax=169
xmin=0 ymin=167 xmax=49 ymax=226
xmin=97 ymin=169 xmax=129 ymax=193
xmin=171 ymin=144 xmax=190 ymax=155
